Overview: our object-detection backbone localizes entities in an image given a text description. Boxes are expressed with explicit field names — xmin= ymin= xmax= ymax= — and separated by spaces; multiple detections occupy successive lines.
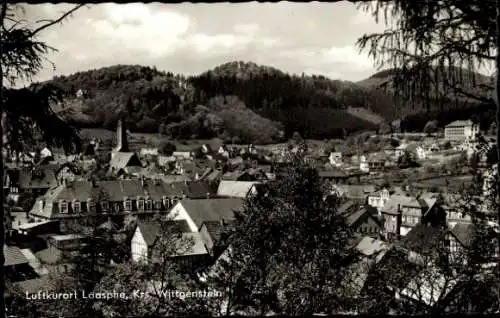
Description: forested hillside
xmin=43 ymin=62 xmax=496 ymax=144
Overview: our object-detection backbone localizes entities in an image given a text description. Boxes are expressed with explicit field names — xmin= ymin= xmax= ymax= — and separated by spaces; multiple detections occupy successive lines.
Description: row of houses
xmin=332 ymin=184 xmax=493 ymax=237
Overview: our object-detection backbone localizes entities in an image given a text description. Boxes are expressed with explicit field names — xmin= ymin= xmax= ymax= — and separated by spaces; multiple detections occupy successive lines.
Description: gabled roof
xmin=109 ymin=152 xmax=141 ymax=171
xmin=345 ymin=206 xmax=377 ymax=227
xmin=18 ymin=166 xmax=58 ymax=189
xmin=355 ymin=236 xmax=389 ymax=256
xmin=4 ymin=245 xmax=29 ymax=266
xmin=399 ymin=224 xmax=445 ymax=254
xmin=202 ymin=220 xmax=237 ymax=246
xmin=334 ymin=185 xmax=377 ymax=199
xmin=222 ymin=171 xmax=250 ymax=181
xmin=382 ymin=194 xmax=427 ymax=215
xmin=173 ymin=232 xmax=208 ymax=257
xmin=136 ymin=219 xmax=191 ymax=247
xmin=337 ymin=200 xmax=358 ymax=215
xmin=184 ymin=180 xmax=216 ymax=198
xmin=136 ymin=221 xmax=161 ymax=247
xmin=450 ymin=223 xmax=477 ymax=248
xmin=30 ymin=179 xmax=216 ymax=219
xmin=446 ymin=120 xmax=474 ymax=128
xmin=217 ymin=180 xmax=259 ymax=198
xmin=178 ymin=198 xmax=244 ymax=229
xmin=205 ymin=169 xmax=222 ymax=182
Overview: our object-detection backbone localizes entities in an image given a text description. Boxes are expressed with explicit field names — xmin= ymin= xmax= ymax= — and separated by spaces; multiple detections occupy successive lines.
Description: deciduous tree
xmin=204 ymin=149 xmax=357 ymax=315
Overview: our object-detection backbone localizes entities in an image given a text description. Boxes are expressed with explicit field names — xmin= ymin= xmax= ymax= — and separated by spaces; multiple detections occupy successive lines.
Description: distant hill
xmin=357 ymin=66 xmax=495 ymax=131
xmin=40 ymin=61 xmax=495 ymax=144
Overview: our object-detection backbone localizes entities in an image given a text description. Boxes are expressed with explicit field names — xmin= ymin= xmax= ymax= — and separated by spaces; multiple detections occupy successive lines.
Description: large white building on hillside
xmin=444 ymin=120 xmax=479 ymax=141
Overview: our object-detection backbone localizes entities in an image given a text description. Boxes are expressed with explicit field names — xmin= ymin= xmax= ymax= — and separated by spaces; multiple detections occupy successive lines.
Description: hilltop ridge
xmin=40 ymin=61 xmax=495 ymax=143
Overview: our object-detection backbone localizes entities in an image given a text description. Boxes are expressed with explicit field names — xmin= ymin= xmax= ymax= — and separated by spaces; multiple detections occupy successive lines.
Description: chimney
xmin=141 ymin=176 xmax=146 ymax=188
xmin=396 ymin=204 xmax=402 ymax=240
xmin=116 ymin=118 xmax=129 ymax=152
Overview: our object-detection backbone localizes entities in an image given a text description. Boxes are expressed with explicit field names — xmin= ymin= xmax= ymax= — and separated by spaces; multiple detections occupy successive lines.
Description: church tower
xmin=114 ymin=118 xmax=129 ymax=153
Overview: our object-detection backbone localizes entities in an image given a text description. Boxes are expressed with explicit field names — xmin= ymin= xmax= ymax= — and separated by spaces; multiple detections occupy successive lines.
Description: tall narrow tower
xmin=114 ymin=118 xmax=129 ymax=152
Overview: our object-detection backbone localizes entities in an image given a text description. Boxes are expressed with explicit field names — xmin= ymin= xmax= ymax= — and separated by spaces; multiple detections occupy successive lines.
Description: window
xmin=146 ymin=200 xmax=153 ymax=211
xmin=73 ymin=201 xmax=81 ymax=214
xmin=155 ymin=200 xmax=162 ymax=210
xmin=87 ymin=199 xmax=95 ymax=212
xmin=59 ymin=201 xmax=68 ymax=214
xmin=101 ymin=201 xmax=109 ymax=212
xmin=137 ymin=199 xmax=145 ymax=211
xmin=124 ymin=199 xmax=132 ymax=211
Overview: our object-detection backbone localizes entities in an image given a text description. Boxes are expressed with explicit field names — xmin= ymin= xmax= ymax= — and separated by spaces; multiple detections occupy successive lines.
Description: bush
xmin=423 ymin=120 xmax=438 ymax=134
xmin=159 ymin=141 xmax=176 ymax=155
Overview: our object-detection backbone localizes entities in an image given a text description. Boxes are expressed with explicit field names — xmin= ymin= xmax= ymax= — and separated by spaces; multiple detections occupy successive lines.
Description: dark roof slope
xmin=137 ymin=221 xmax=161 ymax=247
xmin=400 ymin=224 xmax=445 ymax=254
xmin=4 ymin=245 xmax=29 ymax=266
xmin=137 ymin=219 xmax=191 ymax=247
xmin=450 ymin=223 xmax=477 ymax=248
xmin=345 ymin=206 xmax=379 ymax=227
xmin=202 ymin=220 xmax=237 ymax=246
xmin=180 ymin=198 xmax=244 ymax=229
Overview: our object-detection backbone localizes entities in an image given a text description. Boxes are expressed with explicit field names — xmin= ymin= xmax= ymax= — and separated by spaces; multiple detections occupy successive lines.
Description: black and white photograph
xmin=1 ymin=1 xmax=500 ymax=316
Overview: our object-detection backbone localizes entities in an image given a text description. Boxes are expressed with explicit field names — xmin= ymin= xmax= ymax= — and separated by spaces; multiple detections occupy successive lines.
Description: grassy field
xmin=414 ymin=174 xmax=474 ymax=191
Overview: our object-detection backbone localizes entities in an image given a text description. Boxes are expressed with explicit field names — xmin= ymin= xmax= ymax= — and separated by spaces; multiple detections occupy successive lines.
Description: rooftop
xmin=179 ymin=198 xmax=244 ymax=229
xmin=4 ymin=245 xmax=29 ymax=267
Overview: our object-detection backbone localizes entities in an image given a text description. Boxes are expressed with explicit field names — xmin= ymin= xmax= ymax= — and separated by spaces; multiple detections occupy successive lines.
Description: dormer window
xmin=87 ymin=199 xmax=95 ymax=212
xmin=137 ymin=198 xmax=145 ymax=211
xmin=101 ymin=201 xmax=109 ymax=212
xmin=155 ymin=200 xmax=162 ymax=210
xmin=73 ymin=200 xmax=81 ymax=214
xmin=124 ymin=198 xmax=132 ymax=211
xmin=145 ymin=199 xmax=153 ymax=211
xmin=59 ymin=200 xmax=68 ymax=214
xmin=38 ymin=200 xmax=44 ymax=213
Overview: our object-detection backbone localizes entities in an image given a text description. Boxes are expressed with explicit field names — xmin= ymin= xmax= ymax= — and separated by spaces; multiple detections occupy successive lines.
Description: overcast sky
xmin=21 ymin=1 xmax=387 ymax=84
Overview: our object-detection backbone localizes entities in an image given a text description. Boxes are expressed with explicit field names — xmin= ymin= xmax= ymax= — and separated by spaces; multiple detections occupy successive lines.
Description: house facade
xmin=29 ymin=179 xmax=214 ymax=232
xmin=131 ymin=220 xmax=209 ymax=271
xmin=444 ymin=120 xmax=479 ymax=141
xmin=345 ymin=207 xmax=382 ymax=237
xmin=367 ymin=188 xmax=391 ymax=212
xmin=329 ymin=152 xmax=343 ymax=166
xmin=380 ymin=195 xmax=445 ymax=239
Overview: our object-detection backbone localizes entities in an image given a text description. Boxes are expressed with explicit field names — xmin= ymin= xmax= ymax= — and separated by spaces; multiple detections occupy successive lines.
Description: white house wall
xmin=167 ymin=203 xmax=199 ymax=232
xmin=131 ymin=228 xmax=148 ymax=262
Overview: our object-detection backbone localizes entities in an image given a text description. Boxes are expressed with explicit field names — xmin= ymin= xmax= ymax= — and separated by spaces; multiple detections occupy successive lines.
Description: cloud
xmin=90 ymin=4 xmax=190 ymax=57
xmin=320 ymin=46 xmax=374 ymax=71
xmin=16 ymin=2 xmax=384 ymax=84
